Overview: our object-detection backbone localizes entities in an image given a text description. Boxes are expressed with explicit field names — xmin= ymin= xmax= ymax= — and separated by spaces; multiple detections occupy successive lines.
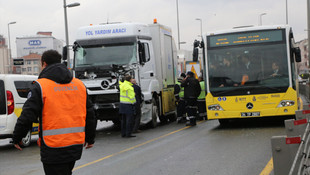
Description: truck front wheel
xmin=148 ymin=98 xmax=158 ymax=128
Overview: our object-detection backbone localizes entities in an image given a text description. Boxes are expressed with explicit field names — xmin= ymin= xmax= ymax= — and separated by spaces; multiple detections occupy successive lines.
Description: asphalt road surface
xmin=0 ymin=118 xmax=286 ymax=175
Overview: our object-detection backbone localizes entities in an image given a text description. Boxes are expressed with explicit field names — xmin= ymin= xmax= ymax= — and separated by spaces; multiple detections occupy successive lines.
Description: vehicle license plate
xmin=241 ymin=112 xmax=260 ymax=117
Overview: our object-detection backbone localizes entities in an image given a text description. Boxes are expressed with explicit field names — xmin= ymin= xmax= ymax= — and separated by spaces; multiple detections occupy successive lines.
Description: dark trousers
xmin=185 ymin=98 xmax=198 ymax=117
xmin=177 ymin=99 xmax=186 ymax=118
xmin=197 ymin=100 xmax=207 ymax=119
xmin=185 ymin=98 xmax=198 ymax=125
xmin=132 ymin=106 xmax=141 ymax=132
xmin=43 ymin=161 xmax=75 ymax=175
xmin=121 ymin=113 xmax=134 ymax=137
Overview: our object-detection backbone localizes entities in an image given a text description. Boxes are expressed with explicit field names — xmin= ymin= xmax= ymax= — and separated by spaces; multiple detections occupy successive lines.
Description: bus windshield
xmin=74 ymin=42 xmax=137 ymax=67
xmin=207 ymin=41 xmax=289 ymax=96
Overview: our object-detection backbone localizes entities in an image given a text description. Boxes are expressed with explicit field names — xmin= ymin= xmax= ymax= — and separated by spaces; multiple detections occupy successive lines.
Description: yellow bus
xmin=197 ymin=25 xmax=301 ymax=125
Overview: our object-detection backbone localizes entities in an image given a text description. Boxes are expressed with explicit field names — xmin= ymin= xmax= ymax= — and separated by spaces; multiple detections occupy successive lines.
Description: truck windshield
xmin=207 ymin=43 xmax=289 ymax=96
xmin=74 ymin=42 xmax=137 ymax=67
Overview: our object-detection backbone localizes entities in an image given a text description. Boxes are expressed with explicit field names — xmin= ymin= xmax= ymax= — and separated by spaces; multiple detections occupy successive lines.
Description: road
xmin=0 ymin=118 xmax=286 ymax=175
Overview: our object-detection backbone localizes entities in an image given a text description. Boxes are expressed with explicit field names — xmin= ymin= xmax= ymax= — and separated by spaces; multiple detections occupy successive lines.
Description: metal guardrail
xmin=289 ymin=121 xmax=310 ymax=175
xmin=271 ymin=83 xmax=310 ymax=175
xmin=272 ymin=105 xmax=310 ymax=175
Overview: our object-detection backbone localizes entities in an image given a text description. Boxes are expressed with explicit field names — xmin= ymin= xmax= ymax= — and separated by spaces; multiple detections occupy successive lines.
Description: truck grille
xmin=90 ymin=93 xmax=120 ymax=104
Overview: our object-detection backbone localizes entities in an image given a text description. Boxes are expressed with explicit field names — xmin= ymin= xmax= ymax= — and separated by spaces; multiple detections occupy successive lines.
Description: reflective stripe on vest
xmin=36 ymin=78 xmax=87 ymax=148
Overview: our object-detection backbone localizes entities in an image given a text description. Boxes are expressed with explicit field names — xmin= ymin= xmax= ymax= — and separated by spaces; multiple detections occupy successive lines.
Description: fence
xmin=272 ymin=105 xmax=310 ymax=175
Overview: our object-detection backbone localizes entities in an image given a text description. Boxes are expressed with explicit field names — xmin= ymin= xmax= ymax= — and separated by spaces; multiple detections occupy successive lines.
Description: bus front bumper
xmin=207 ymin=106 xmax=297 ymax=120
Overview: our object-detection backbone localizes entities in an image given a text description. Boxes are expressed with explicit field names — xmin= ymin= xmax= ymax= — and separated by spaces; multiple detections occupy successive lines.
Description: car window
xmin=14 ymin=81 xmax=33 ymax=98
xmin=0 ymin=80 xmax=6 ymax=114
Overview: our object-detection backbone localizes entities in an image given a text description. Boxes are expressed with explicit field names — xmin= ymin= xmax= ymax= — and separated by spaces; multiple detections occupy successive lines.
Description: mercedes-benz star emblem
xmin=101 ymin=80 xmax=110 ymax=90
xmin=246 ymin=102 xmax=253 ymax=109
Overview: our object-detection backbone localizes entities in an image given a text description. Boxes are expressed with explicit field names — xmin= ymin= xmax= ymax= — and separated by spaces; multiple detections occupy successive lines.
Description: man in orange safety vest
xmin=12 ymin=50 xmax=96 ymax=175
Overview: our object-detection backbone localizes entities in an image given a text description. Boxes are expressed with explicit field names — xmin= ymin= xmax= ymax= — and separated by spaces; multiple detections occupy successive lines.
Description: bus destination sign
xmin=208 ymin=30 xmax=284 ymax=48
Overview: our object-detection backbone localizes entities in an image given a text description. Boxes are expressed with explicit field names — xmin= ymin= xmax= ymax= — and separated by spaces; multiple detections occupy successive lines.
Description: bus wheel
xmin=219 ymin=119 xmax=229 ymax=126
xmin=21 ymin=130 xmax=31 ymax=147
xmin=148 ymin=98 xmax=158 ymax=128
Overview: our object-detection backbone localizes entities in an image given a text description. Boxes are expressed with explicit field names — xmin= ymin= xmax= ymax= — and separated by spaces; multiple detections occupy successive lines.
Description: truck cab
xmin=68 ymin=22 xmax=177 ymax=127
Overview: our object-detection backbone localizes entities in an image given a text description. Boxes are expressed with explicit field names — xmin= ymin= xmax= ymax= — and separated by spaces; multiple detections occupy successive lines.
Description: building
xmin=14 ymin=32 xmax=63 ymax=75
xmin=16 ymin=53 xmax=41 ymax=75
xmin=0 ymin=35 xmax=9 ymax=74
xmin=297 ymin=39 xmax=309 ymax=74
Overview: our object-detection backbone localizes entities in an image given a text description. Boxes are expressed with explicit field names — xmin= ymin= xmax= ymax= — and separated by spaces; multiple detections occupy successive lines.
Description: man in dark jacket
xmin=131 ymin=79 xmax=143 ymax=133
xmin=12 ymin=50 xmax=96 ymax=175
xmin=181 ymin=71 xmax=201 ymax=126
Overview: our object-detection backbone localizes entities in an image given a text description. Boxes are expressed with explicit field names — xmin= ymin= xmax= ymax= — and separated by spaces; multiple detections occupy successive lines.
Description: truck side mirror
xmin=294 ymin=47 xmax=301 ymax=62
xmin=138 ymin=42 xmax=146 ymax=65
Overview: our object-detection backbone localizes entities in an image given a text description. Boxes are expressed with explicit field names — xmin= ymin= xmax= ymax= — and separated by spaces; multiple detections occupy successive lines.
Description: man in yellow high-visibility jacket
xmin=119 ymin=75 xmax=136 ymax=138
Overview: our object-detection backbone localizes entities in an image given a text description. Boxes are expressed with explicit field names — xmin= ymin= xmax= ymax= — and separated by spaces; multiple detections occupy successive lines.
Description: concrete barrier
xmin=271 ymin=135 xmax=300 ymax=175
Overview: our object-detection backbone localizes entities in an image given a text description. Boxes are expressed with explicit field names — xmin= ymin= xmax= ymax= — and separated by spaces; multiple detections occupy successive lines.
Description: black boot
xmin=189 ymin=116 xmax=196 ymax=126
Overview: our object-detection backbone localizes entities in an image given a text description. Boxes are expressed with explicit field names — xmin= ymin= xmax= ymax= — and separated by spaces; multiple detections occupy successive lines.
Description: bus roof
xmin=207 ymin=25 xmax=291 ymax=36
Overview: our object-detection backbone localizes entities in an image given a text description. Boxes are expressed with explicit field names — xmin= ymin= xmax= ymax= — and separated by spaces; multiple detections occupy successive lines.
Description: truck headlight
xmin=208 ymin=104 xmax=223 ymax=111
xmin=277 ymin=100 xmax=295 ymax=107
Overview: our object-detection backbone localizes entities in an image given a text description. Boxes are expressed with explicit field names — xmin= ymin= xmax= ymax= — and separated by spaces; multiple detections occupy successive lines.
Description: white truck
xmin=65 ymin=21 xmax=178 ymax=127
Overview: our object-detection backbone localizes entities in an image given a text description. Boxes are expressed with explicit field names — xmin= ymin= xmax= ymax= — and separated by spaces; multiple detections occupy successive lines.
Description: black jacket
xmin=133 ymin=84 xmax=142 ymax=105
xmin=12 ymin=63 xmax=96 ymax=164
xmin=181 ymin=77 xmax=201 ymax=99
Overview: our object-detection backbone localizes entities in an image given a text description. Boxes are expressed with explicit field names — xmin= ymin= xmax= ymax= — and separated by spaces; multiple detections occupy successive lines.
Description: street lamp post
xmin=8 ymin=21 xmax=16 ymax=74
xmin=286 ymin=0 xmax=288 ymax=24
xmin=176 ymin=0 xmax=181 ymax=50
xmin=259 ymin=13 xmax=267 ymax=26
xmin=63 ymin=0 xmax=80 ymax=68
xmin=308 ymin=0 xmax=310 ymax=70
xmin=195 ymin=18 xmax=202 ymax=39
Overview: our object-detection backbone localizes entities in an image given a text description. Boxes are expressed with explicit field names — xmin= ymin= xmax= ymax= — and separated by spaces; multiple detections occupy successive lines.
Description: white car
xmin=0 ymin=74 xmax=38 ymax=147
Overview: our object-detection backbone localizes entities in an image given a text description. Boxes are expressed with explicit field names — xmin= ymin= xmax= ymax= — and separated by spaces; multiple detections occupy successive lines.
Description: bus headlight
xmin=277 ymin=100 xmax=295 ymax=107
xmin=208 ymin=104 xmax=224 ymax=111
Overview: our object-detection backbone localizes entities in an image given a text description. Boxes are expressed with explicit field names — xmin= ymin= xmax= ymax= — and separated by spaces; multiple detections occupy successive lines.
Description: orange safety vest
xmin=36 ymin=78 xmax=87 ymax=148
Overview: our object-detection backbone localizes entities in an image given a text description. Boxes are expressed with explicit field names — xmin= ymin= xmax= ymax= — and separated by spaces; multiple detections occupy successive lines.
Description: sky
xmin=0 ymin=0 xmax=308 ymax=58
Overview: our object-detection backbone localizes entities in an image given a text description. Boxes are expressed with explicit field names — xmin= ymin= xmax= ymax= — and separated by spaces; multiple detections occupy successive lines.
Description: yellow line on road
xmin=259 ymin=158 xmax=273 ymax=175
xmin=73 ymin=120 xmax=205 ymax=171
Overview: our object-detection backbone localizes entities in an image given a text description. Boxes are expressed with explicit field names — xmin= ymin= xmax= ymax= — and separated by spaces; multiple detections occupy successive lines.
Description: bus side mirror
xmin=294 ymin=47 xmax=301 ymax=62
xmin=193 ymin=40 xmax=200 ymax=62
xmin=193 ymin=48 xmax=199 ymax=62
